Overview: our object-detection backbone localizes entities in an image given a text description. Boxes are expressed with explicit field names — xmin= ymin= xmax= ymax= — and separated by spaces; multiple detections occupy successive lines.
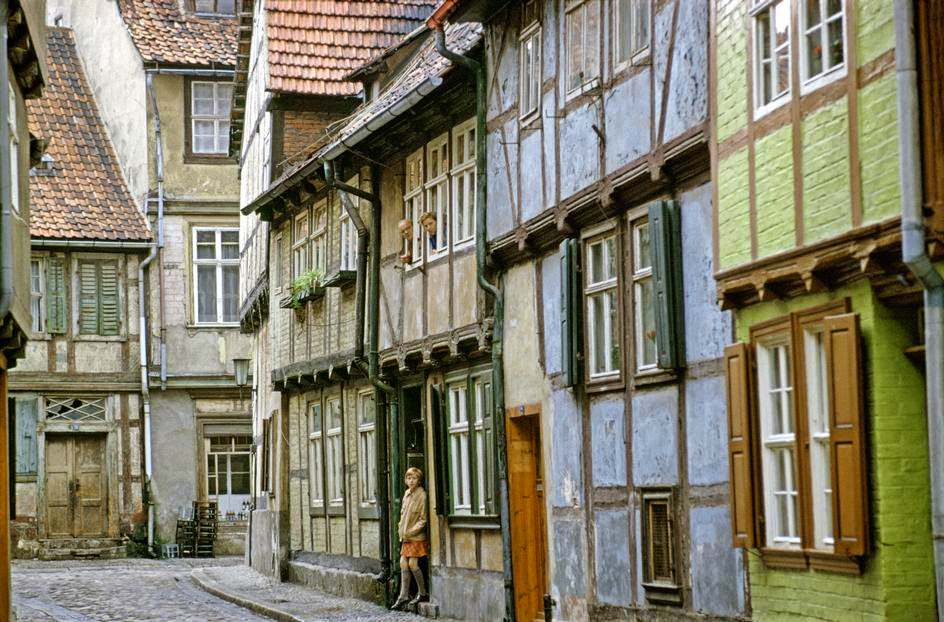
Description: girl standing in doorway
xmin=392 ymin=466 xmax=429 ymax=610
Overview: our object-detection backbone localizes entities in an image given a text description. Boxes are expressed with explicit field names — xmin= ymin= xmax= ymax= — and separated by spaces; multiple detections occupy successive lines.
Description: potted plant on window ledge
xmin=283 ymin=269 xmax=325 ymax=311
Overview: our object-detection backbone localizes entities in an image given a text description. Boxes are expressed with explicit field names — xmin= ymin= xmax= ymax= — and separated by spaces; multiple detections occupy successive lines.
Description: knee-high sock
xmin=398 ymin=569 xmax=412 ymax=600
xmin=410 ymin=564 xmax=426 ymax=596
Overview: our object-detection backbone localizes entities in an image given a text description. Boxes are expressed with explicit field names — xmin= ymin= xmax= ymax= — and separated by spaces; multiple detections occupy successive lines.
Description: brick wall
xmin=754 ymin=125 xmax=795 ymax=257
xmin=715 ymin=0 xmax=747 ymax=143
xmin=279 ymin=110 xmax=348 ymax=173
xmin=859 ymin=74 xmax=901 ymax=225
xmin=718 ymin=147 xmax=751 ymax=268
xmin=802 ymin=99 xmax=852 ymax=244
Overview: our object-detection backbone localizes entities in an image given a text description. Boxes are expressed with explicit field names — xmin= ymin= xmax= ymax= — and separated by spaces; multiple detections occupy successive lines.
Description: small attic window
xmin=192 ymin=0 xmax=235 ymax=16
xmin=30 ymin=153 xmax=54 ymax=176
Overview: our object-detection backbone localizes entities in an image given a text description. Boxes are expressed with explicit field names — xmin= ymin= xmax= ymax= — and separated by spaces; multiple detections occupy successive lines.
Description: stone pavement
xmin=191 ymin=564 xmax=426 ymax=622
xmin=11 ymin=557 xmax=428 ymax=622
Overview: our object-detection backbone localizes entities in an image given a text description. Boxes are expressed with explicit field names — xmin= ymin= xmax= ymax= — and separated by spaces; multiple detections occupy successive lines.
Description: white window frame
xmin=751 ymin=0 xmax=791 ymax=117
xmin=404 ymin=149 xmax=425 ymax=268
xmin=192 ymin=227 xmax=240 ymax=325
xmin=292 ymin=211 xmax=310 ymax=280
xmin=308 ymin=403 xmax=325 ymax=507
xmin=451 ymin=119 xmax=476 ymax=248
xmin=519 ymin=14 xmax=542 ymax=120
xmin=425 ymin=133 xmax=450 ymax=259
xmin=325 ymin=396 xmax=344 ymax=507
xmin=632 ymin=221 xmax=657 ymax=373
xmin=8 ymin=89 xmax=18 ymax=214
xmin=757 ymin=338 xmax=801 ymax=549
xmin=190 ymin=81 xmax=233 ymax=155
xmin=613 ymin=0 xmax=651 ymax=70
xmin=357 ymin=390 xmax=376 ymax=506
xmin=448 ymin=381 xmax=472 ymax=514
xmin=803 ymin=327 xmax=834 ymax=550
xmin=311 ymin=201 xmax=327 ymax=276
xmin=799 ymin=0 xmax=846 ymax=93
xmin=584 ymin=232 xmax=620 ymax=379
xmin=273 ymin=233 xmax=283 ymax=294
xmin=564 ymin=0 xmax=601 ymax=97
xmin=472 ymin=376 xmax=491 ymax=515
xmin=30 ymin=256 xmax=45 ymax=335
xmin=339 ymin=205 xmax=357 ymax=272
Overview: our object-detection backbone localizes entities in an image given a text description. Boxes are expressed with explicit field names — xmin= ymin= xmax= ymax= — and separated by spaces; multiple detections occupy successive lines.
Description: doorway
xmin=205 ymin=434 xmax=252 ymax=517
xmin=508 ymin=408 xmax=548 ymax=622
xmin=44 ymin=434 xmax=107 ymax=538
xmin=397 ymin=383 xmax=429 ymax=599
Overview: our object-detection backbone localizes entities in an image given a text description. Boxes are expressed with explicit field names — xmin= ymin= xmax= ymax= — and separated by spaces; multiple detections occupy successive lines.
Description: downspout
xmin=433 ymin=26 xmax=515 ymax=622
xmin=143 ymin=71 xmax=167 ymax=552
xmin=894 ymin=3 xmax=944 ymax=618
xmin=145 ymin=70 xmax=168 ymax=389
xmin=0 ymin=3 xmax=14 ymax=321
xmin=325 ymin=161 xmax=395 ymax=593
xmin=323 ymin=161 xmax=367 ymax=358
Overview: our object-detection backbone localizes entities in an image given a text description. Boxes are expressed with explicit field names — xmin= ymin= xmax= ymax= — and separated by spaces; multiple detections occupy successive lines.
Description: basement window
xmin=641 ymin=489 xmax=680 ymax=605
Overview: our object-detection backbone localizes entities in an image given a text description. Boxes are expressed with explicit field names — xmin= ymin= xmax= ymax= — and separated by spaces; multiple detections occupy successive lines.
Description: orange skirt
xmin=401 ymin=540 xmax=429 ymax=558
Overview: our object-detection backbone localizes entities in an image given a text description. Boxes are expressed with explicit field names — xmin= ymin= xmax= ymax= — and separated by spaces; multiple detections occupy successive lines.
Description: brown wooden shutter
xmin=823 ymin=313 xmax=869 ymax=557
xmin=725 ymin=342 xmax=757 ymax=548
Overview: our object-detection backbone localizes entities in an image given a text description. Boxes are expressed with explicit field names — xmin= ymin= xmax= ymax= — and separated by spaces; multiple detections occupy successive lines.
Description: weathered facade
xmin=11 ymin=26 xmax=151 ymax=561
xmin=713 ymin=0 xmax=938 ymax=619
xmin=43 ymin=0 xmax=252 ymax=554
xmin=1 ymin=0 xmax=47 ymax=615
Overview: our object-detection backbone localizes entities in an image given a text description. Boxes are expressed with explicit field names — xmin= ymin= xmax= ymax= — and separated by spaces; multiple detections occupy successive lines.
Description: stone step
xmin=38 ymin=546 xmax=126 ymax=561
xmin=40 ymin=537 xmax=125 ymax=550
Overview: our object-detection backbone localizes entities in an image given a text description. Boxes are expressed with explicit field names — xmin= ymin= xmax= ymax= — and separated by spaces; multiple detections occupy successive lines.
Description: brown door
xmin=508 ymin=409 xmax=548 ymax=622
xmin=45 ymin=434 xmax=106 ymax=538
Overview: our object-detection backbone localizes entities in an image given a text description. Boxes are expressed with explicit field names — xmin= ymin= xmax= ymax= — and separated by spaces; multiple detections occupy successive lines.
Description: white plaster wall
xmin=46 ymin=0 xmax=149 ymax=207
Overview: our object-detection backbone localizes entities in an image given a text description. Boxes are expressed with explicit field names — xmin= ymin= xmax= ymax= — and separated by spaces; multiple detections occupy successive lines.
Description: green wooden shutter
xmin=482 ymin=377 xmax=496 ymax=515
xmin=14 ymin=397 xmax=37 ymax=476
xmin=78 ymin=261 xmax=99 ymax=335
xmin=430 ymin=384 xmax=451 ymax=514
xmin=45 ymin=257 xmax=66 ymax=334
xmin=650 ymin=200 xmax=685 ymax=369
xmin=560 ymin=238 xmax=583 ymax=386
xmin=98 ymin=261 xmax=120 ymax=336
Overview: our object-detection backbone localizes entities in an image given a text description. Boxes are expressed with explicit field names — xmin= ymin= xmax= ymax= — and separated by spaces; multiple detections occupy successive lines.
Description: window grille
xmin=45 ymin=397 xmax=107 ymax=423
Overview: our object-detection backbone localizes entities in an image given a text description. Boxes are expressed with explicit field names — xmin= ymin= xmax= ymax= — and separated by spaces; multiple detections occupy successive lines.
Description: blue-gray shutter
xmin=560 ymin=238 xmax=582 ymax=386
xmin=649 ymin=200 xmax=685 ymax=369
xmin=14 ymin=397 xmax=38 ymax=475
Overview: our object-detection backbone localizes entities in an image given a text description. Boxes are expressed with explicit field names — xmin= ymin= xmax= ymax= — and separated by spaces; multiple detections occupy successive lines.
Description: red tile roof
xmin=265 ymin=0 xmax=439 ymax=97
xmin=119 ymin=0 xmax=238 ymax=67
xmin=27 ymin=29 xmax=150 ymax=242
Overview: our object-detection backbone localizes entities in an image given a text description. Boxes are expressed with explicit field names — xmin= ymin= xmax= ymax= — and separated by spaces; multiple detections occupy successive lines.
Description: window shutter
xmin=483 ymin=379 xmax=496 ymax=515
xmin=560 ymin=238 xmax=582 ymax=386
xmin=98 ymin=261 xmax=120 ymax=336
xmin=78 ymin=261 xmax=99 ymax=335
xmin=650 ymin=200 xmax=685 ymax=369
xmin=725 ymin=342 xmax=757 ymax=548
xmin=14 ymin=397 xmax=37 ymax=475
xmin=430 ymin=384 xmax=451 ymax=514
xmin=46 ymin=256 xmax=66 ymax=334
xmin=823 ymin=313 xmax=869 ymax=557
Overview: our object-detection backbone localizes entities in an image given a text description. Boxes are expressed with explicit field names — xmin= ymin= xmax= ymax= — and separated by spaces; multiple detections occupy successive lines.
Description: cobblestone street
xmin=11 ymin=558 xmax=423 ymax=622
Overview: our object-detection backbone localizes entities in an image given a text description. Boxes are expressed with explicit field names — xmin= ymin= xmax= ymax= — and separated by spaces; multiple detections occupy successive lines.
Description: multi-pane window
xmin=325 ymin=397 xmax=344 ymax=507
xmin=273 ymin=233 xmax=283 ymax=292
xmin=519 ymin=2 xmax=542 ymax=119
xmin=193 ymin=0 xmax=235 ymax=15
xmin=425 ymin=134 xmax=450 ymax=257
xmin=614 ymin=0 xmax=650 ymax=66
xmin=190 ymin=81 xmax=233 ymax=155
xmin=444 ymin=371 xmax=495 ymax=516
xmin=757 ymin=340 xmax=800 ymax=547
xmin=801 ymin=0 xmax=844 ymax=83
xmin=206 ymin=435 xmax=252 ymax=498
xmin=358 ymin=391 xmax=376 ymax=506
xmin=404 ymin=149 xmax=425 ymax=265
xmin=339 ymin=207 xmax=357 ymax=271
xmin=565 ymin=0 xmax=601 ymax=94
xmin=803 ymin=329 xmax=833 ymax=549
xmin=585 ymin=233 xmax=620 ymax=378
xmin=308 ymin=403 xmax=324 ymax=506
xmin=292 ymin=212 xmax=309 ymax=279
xmin=193 ymin=228 xmax=239 ymax=324
xmin=30 ymin=258 xmax=44 ymax=333
xmin=632 ymin=222 xmax=656 ymax=371
xmin=451 ymin=120 xmax=476 ymax=246
xmin=311 ymin=203 xmax=327 ymax=275
xmin=448 ymin=382 xmax=472 ymax=513
xmin=753 ymin=0 xmax=791 ymax=110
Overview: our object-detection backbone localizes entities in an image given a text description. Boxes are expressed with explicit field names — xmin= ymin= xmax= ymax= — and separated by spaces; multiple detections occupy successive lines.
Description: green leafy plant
xmin=290 ymin=269 xmax=324 ymax=308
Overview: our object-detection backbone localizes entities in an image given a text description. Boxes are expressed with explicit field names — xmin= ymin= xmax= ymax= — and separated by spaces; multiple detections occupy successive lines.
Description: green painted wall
xmin=755 ymin=125 xmax=795 ymax=257
xmin=859 ymin=74 xmax=901 ymax=224
xmin=802 ymin=99 xmax=851 ymax=244
xmin=857 ymin=0 xmax=896 ymax=68
xmin=736 ymin=280 xmax=935 ymax=621
xmin=716 ymin=0 xmax=747 ymax=143
xmin=718 ymin=147 xmax=751 ymax=268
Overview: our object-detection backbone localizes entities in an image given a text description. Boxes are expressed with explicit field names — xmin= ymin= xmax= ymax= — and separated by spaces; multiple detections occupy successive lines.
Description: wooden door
xmin=45 ymin=434 xmax=106 ymax=538
xmin=508 ymin=410 xmax=548 ymax=622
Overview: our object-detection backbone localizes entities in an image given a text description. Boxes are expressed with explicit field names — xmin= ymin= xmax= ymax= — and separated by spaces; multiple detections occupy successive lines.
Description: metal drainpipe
xmin=323 ymin=161 xmax=367 ymax=358
xmin=433 ymin=26 xmax=515 ymax=622
xmin=0 ymin=3 xmax=14 ymax=322
xmin=325 ymin=161 xmax=396 ymax=594
xmin=144 ymin=71 xmax=167 ymax=552
xmin=894 ymin=4 xmax=944 ymax=617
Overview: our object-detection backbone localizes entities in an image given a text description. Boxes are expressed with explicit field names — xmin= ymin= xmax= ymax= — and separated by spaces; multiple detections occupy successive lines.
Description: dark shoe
xmin=391 ymin=596 xmax=410 ymax=611
xmin=409 ymin=593 xmax=429 ymax=607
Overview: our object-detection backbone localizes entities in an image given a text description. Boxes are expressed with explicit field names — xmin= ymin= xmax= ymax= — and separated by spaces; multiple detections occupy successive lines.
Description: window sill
xmin=585 ymin=375 xmax=624 ymax=395
xmin=565 ymin=78 xmax=600 ymax=103
xmin=187 ymin=322 xmax=240 ymax=330
xmin=446 ymin=514 xmax=501 ymax=530
xmin=800 ymin=63 xmax=846 ymax=97
xmin=15 ymin=474 xmax=37 ymax=483
xmin=519 ymin=108 xmax=541 ymax=126
xmin=185 ymin=154 xmax=236 ymax=165
xmin=72 ymin=334 xmax=126 ymax=343
xmin=633 ymin=368 xmax=678 ymax=388
xmin=753 ymin=95 xmax=790 ymax=122
xmin=280 ymin=287 xmax=325 ymax=309
xmin=758 ymin=546 xmax=861 ymax=574
xmin=326 ymin=504 xmax=345 ymax=517
xmin=642 ymin=581 xmax=682 ymax=606
xmin=323 ymin=269 xmax=356 ymax=288
xmin=358 ymin=504 xmax=379 ymax=520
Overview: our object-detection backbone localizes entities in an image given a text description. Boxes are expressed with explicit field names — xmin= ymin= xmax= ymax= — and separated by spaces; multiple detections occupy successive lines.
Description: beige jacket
xmin=398 ymin=486 xmax=428 ymax=542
